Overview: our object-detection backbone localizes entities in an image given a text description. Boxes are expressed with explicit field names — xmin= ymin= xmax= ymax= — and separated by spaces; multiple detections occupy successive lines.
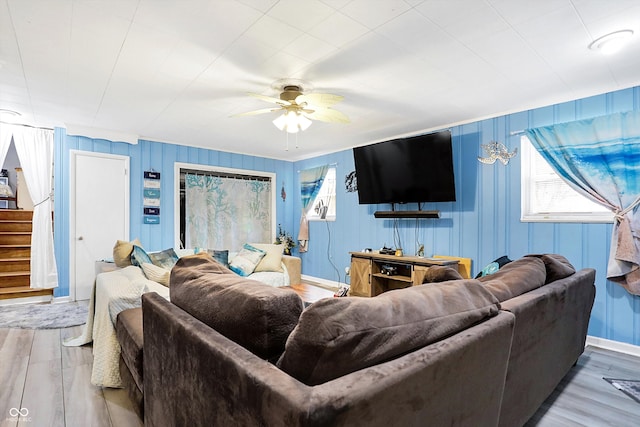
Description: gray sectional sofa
xmin=116 ymin=252 xmax=595 ymax=427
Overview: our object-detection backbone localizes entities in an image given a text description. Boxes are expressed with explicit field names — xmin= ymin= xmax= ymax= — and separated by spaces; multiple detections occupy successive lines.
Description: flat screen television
xmin=353 ymin=130 xmax=456 ymax=205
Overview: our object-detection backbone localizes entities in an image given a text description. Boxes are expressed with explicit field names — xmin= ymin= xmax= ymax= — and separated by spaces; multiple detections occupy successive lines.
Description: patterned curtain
xmin=185 ymin=173 xmax=272 ymax=251
xmin=297 ymin=165 xmax=328 ymax=253
xmin=525 ymin=110 xmax=640 ymax=295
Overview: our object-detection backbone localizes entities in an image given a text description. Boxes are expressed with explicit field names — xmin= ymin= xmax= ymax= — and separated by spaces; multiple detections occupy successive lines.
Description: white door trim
xmin=69 ymin=150 xmax=129 ymax=301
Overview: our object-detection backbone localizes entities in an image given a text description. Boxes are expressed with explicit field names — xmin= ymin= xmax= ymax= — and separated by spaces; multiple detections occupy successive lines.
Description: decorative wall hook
xmin=478 ymin=141 xmax=518 ymax=165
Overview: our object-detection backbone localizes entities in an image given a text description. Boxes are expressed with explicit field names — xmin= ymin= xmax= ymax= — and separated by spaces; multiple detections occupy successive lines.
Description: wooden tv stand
xmin=349 ymin=252 xmax=459 ymax=297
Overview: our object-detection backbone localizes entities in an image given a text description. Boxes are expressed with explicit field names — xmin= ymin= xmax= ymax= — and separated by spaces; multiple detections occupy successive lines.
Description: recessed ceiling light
xmin=589 ymin=29 xmax=634 ymax=55
xmin=0 ymin=108 xmax=21 ymax=117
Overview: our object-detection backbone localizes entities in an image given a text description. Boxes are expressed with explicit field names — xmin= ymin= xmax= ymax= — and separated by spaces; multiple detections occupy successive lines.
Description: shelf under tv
xmin=373 ymin=210 xmax=440 ymax=219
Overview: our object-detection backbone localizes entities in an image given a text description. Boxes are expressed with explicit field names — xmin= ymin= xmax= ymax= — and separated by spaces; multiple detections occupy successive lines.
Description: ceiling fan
xmin=234 ymin=84 xmax=349 ymax=133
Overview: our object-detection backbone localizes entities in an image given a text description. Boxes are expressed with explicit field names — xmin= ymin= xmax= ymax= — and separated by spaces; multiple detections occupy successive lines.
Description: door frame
xmin=69 ymin=150 xmax=130 ymax=301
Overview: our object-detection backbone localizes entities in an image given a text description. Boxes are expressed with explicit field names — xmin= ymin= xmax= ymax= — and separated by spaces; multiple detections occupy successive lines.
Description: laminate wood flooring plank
xmin=29 ymin=328 xmax=61 ymax=364
xmin=102 ymin=388 xmax=143 ymax=427
xmin=60 ymin=326 xmax=92 ymax=370
xmin=18 ymin=359 xmax=64 ymax=427
xmin=0 ymin=329 xmax=33 ymax=427
xmin=527 ymin=346 xmax=640 ymax=427
xmin=0 ymin=328 xmax=34 ymax=358
xmin=62 ymin=363 xmax=111 ymax=427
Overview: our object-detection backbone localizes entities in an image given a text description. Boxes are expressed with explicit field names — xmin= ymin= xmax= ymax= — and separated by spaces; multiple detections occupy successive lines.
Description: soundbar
xmin=374 ymin=210 xmax=440 ymax=219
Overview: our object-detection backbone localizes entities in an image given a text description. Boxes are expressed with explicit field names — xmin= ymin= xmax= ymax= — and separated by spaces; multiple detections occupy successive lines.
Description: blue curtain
xmin=297 ymin=165 xmax=328 ymax=252
xmin=525 ymin=110 xmax=640 ymax=295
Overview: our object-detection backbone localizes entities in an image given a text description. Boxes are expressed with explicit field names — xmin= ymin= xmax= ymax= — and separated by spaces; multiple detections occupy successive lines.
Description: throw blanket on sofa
xmin=63 ymin=266 xmax=170 ymax=388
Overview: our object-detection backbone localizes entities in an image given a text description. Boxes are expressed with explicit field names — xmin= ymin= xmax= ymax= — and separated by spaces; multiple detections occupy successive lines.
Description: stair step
xmin=0 ymin=220 xmax=32 ymax=232
xmin=0 ymin=246 xmax=30 ymax=258
xmin=0 ymin=210 xmax=33 ymax=221
xmin=0 ymin=271 xmax=30 ymax=287
xmin=0 ymin=232 xmax=32 ymax=246
xmin=0 ymin=258 xmax=30 ymax=272
xmin=0 ymin=286 xmax=52 ymax=301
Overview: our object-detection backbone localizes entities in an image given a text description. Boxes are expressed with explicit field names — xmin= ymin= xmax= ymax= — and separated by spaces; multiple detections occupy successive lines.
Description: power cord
xmin=325 ymin=219 xmax=342 ymax=284
xmin=393 ymin=218 xmax=403 ymax=250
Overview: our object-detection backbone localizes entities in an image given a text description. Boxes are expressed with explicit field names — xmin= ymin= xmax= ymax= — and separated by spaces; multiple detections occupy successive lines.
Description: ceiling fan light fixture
xmin=273 ymin=110 xmax=312 ymax=133
xmin=589 ymin=29 xmax=634 ymax=54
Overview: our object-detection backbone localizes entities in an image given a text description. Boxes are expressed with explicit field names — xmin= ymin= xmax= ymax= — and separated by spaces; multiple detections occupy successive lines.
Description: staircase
xmin=0 ymin=210 xmax=53 ymax=301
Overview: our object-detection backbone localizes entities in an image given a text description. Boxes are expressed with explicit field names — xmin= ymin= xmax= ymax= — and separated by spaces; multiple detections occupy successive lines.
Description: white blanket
xmin=63 ymin=266 xmax=169 ymax=388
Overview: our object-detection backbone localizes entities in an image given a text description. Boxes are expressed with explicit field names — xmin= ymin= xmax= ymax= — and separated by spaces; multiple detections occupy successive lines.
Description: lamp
xmin=589 ymin=30 xmax=634 ymax=55
xmin=272 ymin=110 xmax=312 ymax=133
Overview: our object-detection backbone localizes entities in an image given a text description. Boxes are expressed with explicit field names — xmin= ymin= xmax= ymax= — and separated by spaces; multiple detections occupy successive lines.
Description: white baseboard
xmin=52 ymin=296 xmax=72 ymax=304
xmin=301 ymin=274 xmax=342 ymax=290
xmin=586 ymin=335 xmax=640 ymax=357
xmin=0 ymin=294 xmax=53 ymax=306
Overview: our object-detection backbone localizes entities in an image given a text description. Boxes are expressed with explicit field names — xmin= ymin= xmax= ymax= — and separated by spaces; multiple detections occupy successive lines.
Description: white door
xmin=71 ymin=151 xmax=129 ymax=300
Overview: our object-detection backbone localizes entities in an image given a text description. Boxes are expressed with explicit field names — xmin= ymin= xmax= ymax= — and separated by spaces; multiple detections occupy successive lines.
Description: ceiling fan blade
xmin=247 ymin=92 xmax=290 ymax=106
xmin=304 ymin=107 xmax=350 ymax=123
xmin=232 ymin=107 xmax=282 ymax=117
xmin=296 ymin=93 xmax=344 ymax=107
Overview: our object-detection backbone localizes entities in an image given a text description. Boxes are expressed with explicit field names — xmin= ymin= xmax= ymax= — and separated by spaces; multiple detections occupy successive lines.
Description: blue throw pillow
xmin=149 ymin=248 xmax=179 ymax=270
xmin=207 ymin=249 xmax=229 ymax=268
xmin=229 ymin=244 xmax=266 ymax=276
xmin=130 ymin=245 xmax=152 ymax=267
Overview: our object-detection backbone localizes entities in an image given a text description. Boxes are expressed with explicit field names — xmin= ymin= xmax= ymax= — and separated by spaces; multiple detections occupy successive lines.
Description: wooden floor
xmin=525 ymin=346 xmax=640 ymax=426
xmin=1 ymin=284 xmax=639 ymax=426
xmin=0 ymin=325 xmax=142 ymax=427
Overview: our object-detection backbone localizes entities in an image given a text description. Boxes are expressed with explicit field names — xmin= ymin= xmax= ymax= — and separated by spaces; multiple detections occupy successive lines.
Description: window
xmin=520 ymin=136 xmax=613 ymax=222
xmin=306 ymin=166 xmax=336 ymax=221
xmin=175 ymin=162 xmax=276 ymax=249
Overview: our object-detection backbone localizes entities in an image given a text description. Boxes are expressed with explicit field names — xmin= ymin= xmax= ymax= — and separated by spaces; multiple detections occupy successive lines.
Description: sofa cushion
xmin=525 ymin=253 xmax=576 ymax=283
xmin=113 ymin=239 xmax=142 ymax=267
xmin=251 ymin=243 xmax=284 ymax=273
xmin=277 ymin=279 xmax=501 ymax=385
xmin=478 ymin=257 xmax=546 ymax=302
xmin=131 ymin=245 xmax=153 ymax=267
xmin=207 ymin=249 xmax=229 ymax=268
xmin=116 ymin=307 xmax=144 ymax=392
xmin=422 ymin=265 xmax=463 ymax=283
xmin=140 ymin=262 xmax=170 ymax=286
xmin=229 ymin=244 xmax=266 ymax=276
xmin=170 ymin=253 xmax=304 ymax=361
xmin=148 ymin=248 xmax=179 ymax=270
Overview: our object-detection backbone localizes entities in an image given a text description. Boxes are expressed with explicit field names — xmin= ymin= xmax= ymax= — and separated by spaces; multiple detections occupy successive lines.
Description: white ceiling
xmin=1 ymin=0 xmax=640 ymax=161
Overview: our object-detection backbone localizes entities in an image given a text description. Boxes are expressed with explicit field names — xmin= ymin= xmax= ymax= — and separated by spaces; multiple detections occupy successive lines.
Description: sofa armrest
xmin=143 ymin=292 xmax=515 ymax=427
xmin=282 ymin=255 xmax=301 ymax=285
xmin=497 ymin=268 xmax=596 ymax=427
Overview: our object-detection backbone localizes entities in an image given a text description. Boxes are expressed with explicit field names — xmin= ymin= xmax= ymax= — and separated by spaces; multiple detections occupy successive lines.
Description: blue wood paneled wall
xmin=52 ymin=86 xmax=640 ymax=347
xmin=53 ymin=129 xmax=295 ymax=298
xmin=293 ymin=86 xmax=640 ymax=347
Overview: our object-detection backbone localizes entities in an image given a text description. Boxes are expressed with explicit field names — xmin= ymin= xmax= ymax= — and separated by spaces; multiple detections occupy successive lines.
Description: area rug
xmin=0 ymin=302 xmax=88 ymax=329
xmin=603 ymin=378 xmax=640 ymax=404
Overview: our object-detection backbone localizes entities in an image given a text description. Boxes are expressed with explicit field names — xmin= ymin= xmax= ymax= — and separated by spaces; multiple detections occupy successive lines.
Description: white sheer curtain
xmin=0 ymin=124 xmax=13 ymax=168
xmin=11 ymin=125 xmax=58 ymax=289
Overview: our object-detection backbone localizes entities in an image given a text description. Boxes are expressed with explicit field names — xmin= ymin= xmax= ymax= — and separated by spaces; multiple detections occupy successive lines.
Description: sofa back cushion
xmin=170 ymin=253 xmax=304 ymax=361
xmin=478 ymin=257 xmax=546 ymax=302
xmin=525 ymin=253 xmax=576 ymax=283
xmin=277 ymin=279 xmax=501 ymax=385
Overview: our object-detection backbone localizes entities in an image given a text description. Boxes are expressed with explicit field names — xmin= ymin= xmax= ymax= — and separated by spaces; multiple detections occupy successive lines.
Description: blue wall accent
xmin=52 ymin=86 xmax=640 ymax=347
xmin=53 ymin=129 xmax=295 ymax=298
xmin=293 ymin=86 xmax=640 ymax=347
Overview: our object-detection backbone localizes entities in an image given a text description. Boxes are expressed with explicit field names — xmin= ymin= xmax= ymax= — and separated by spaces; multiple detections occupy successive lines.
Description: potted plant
xmin=275 ymin=224 xmax=297 ymax=255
